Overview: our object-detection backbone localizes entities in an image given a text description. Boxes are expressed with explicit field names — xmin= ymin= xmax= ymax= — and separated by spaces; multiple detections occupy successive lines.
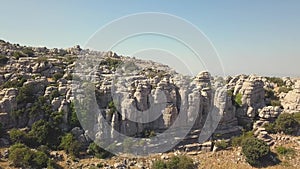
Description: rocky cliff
xmin=0 ymin=39 xmax=299 ymax=152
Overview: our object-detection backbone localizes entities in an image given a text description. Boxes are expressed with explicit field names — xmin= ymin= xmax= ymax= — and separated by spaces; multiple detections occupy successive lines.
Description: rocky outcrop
xmin=1 ymin=40 xmax=299 ymax=154
xmin=253 ymin=106 xmax=282 ymax=145
xmin=281 ymin=80 xmax=300 ymax=113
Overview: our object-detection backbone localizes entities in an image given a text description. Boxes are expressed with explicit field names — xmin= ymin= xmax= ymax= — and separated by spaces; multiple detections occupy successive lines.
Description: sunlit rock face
xmin=6 ymin=40 xmax=300 ymax=150
xmin=281 ymin=80 xmax=300 ymax=113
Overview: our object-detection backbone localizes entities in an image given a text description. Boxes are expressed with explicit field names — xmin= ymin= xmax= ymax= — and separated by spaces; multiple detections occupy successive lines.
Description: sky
xmin=0 ymin=0 xmax=299 ymax=77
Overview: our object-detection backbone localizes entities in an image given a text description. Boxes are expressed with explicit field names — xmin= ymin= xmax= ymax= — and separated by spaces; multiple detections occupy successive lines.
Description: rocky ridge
xmin=0 ymin=39 xmax=299 ymax=154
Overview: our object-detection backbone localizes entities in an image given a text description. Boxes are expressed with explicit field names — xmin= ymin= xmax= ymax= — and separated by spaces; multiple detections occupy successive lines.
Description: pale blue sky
xmin=0 ymin=0 xmax=299 ymax=77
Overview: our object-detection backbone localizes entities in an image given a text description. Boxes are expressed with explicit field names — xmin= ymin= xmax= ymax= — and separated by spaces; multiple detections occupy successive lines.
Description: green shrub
xmin=167 ymin=155 xmax=196 ymax=169
xmin=47 ymin=159 xmax=63 ymax=169
xmin=293 ymin=112 xmax=300 ymax=123
xmin=263 ymin=122 xmax=276 ymax=134
xmin=275 ymin=113 xmax=299 ymax=135
xmin=9 ymin=143 xmax=33 ymax=168
xmin=22 ymin=47 xmax=35 ymax=57
xmin=9 ymin=128 xmax=27 ymax=143
xmin=53 ymin=72 xmax=64 ymax=81
xmin=96 ymin=163 xmax=104 ymax=168
xmin=1 ymin=78 xmax=26 ymax=89
xmin=267 ymin=77 xmax=284 ymax=87
xmin=231 ymin=131 xmax=254 ymax=147
xmin=152 ymin=155 xmax=196 ymax=169
xmin=65 ymin=73 xmax=73 ymax=80
xmin=88 ymin=142 xmax=113 ymax=159
xmin=278 ymin=86 xmax=292 ymax=93
xmin=264 ymin=112 xmax=299 ymax=135
xmin=215 ymin=139 xmax=229 ymax=150
xmin=9 ymin=143 xmax=49 ymax=168
xmin=16 ymin=84 xmax=36 ymax=104
xmin=145 ymin=130 xmax=156 ymax=138
xmin=227 ymin=89 xmax=234 ymax=97
xmin=152 ymin=160 xmax=167 ymax=169
xmin=29 ymin=96 xmax=53 ymax=118
xmin=276 ymin=146 xmax=295 ymax=156
xmin=234 ymin=93 xmax=243 ymax=106
xmin=31 ymin=118 xmax=62 ymax=148
xmin=69 ymin=102 xmax=81 ymax=128
xmin=33 ymin=150 xmax=48 ymax=168
xmin=241 ymin=137 xmax=270 ymax=166
xmin=108 ymin=101 xmax=117 ymax=115
xmin=59 ymin=133 xmax=81 ymax=157
xmin=36 ymin=56 xmax=48 ymax=63
xmin=100 ymin=57 xmax=121 ymax=70
xmin=29 ymin=120 xmax=51 ymax=145
xmin=270 ymin=100 xmax=281 ymax=107
xmin=13 ymin=51 xmax=26 ymax=59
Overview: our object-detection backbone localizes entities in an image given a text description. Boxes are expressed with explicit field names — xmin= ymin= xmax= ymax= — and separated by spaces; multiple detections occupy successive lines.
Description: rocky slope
xmin=0 ymin=40 xmax=299 ymax=168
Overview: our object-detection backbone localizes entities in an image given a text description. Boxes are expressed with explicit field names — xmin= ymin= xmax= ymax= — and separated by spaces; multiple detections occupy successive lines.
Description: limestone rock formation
xmin=281 ymin=80 xmax=300 ymax=113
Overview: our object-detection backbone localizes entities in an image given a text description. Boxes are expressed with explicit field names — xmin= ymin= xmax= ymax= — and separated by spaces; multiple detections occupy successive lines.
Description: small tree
xmin=9 ymin=143 xmax=49 ymax=168
xmin=242 ymin=137 xmax=270 ymax=166
xmin=33 ymin=151 xmax=48 ymax=168
xmin=275 ymin=113 xmax=299 ymax=135
xmin=59 ymin=133 xmax=81 ymax=157
xmin=9 ymin=143 xmax=34 ymax=168
xmin=9 ymin=128 xmax=27 ymax=143
xmin=88 ymin=142 xmax=113 ymax=159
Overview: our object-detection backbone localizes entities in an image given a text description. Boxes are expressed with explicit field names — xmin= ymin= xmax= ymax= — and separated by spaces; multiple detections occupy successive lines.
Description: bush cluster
xmin=215 ymin=139 xmax=229 ymax=150
xmin=59 ymin=133 xmax=81 ymax=157
xmin=9 ymin=143 xmax=49 ymax=168
xmin=9 ymin=120 xmax=62 ymax=148
xmin=0 ymin=77 xmax=26 ymax=89
xmin=152 ymin=155 xmax=196 ymax=169
xmin=266 ymin=77 xmax=285 ymax=87
xmin=276 ymin=146 xmax=295 ymax=156
xmin=231 ymin=131 xmax=254 ymax=147
xmin=278 ymin=86 xmax=292 ymax=93
xmin=241 ymin=137 xmax=270 ymax=166
xmin=88 ymin=142 xmax=113 ymax=159
xmin=264 ymin=112 xmax=300 ymax=135
xmin=100 ymin=57 xmax=121 ymax=70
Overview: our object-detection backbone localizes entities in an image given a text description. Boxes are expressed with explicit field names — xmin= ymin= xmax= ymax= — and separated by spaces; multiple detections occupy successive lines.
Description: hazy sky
xmin=0 ymin=0 xmax=299 ymax=77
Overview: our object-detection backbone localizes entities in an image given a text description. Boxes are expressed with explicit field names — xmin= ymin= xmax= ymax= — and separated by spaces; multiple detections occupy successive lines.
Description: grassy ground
xmin=0 ymin=135 xmax=299 ymax=169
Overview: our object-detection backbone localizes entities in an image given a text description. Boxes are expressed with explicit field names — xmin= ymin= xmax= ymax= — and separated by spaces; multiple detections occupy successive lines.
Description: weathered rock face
xmin=0 ymin=40 xmax=245 ymax=148
xmin=281 ymin=80 xmax=300 ymax=113
xmin=252 ymin=106 xmax=282 ymax=146
xmin=226 ymin=75 xmax=266 ymax=129
xmin=258 ymin=106 xmax=282 ymax=120
xmin=3 ymin=40 xmax=300 ymax=153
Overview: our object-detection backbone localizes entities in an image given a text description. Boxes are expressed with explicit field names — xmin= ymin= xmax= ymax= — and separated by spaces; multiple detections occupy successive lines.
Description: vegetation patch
xmin=241 ymin=137 xmax=270 ymax=166
xmin=152 ymin=155 xmax=196 ymax=169
xmin=234 ymin=93 xmax=243 ymax=107
xmin=215 ymin=139 xmax=229 ymax=150
xmin=276 ymin=146 xmax=295 ymax=156
xmin=266 ymin=77 xmax=285 ymax=87
xmin=264 ymin=112 xmax=300 ymax=135
xmin=9 ymin=143 xmax=49 ymax=168
xmin=231 ymin=131 xmax=254 ymax=147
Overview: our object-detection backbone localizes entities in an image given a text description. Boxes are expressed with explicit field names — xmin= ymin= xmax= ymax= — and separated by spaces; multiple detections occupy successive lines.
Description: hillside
xmin=0 ymin=40 xmax=299 ymax=169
